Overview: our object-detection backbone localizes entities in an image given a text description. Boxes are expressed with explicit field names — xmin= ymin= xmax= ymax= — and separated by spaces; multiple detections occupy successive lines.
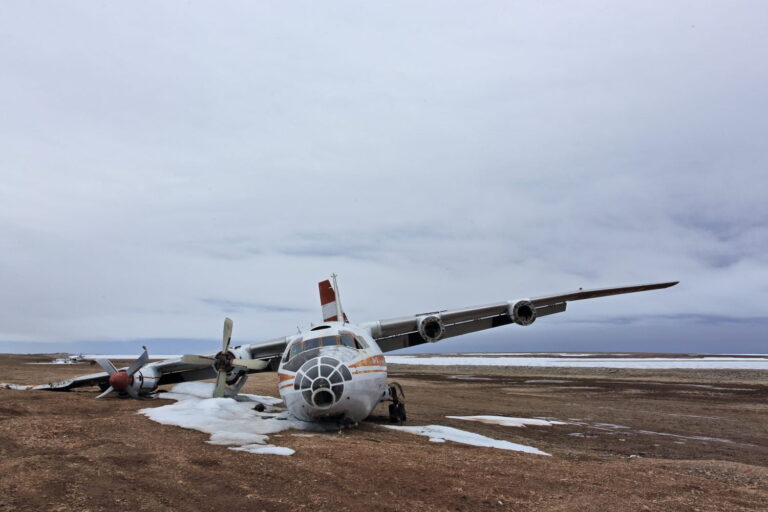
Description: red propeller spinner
xmin=108 ymin=370 xmax=133 ymax=392
xmin=95 ymin=347 xmax=149 ymax=398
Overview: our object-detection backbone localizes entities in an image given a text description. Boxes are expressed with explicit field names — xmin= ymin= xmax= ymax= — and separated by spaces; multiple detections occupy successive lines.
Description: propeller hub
xmin=214 ymin=351 xmax=235 ymax=373
xmin=109 ymin=370 xmax=133 ymax=391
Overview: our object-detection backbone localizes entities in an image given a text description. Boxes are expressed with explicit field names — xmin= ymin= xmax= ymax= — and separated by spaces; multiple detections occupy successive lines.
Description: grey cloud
xmin=0 ymin=1 xmax=766 ymax=353
xmin=555 ymin=313 xmax=768 ymax=327
xmin=200 ymin=299 xmax=307 ymax=314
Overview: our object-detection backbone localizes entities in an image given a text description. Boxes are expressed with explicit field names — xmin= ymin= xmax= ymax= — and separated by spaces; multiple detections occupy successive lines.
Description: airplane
xmin=37 ymin=276 xmax=678 ymax=424
xmin=51 ymin=353 xmax=87 ymax=364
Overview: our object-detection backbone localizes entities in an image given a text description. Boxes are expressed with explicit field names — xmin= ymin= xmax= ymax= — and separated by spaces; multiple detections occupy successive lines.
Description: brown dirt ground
xmin=1 ymin=353 xmax=767 ymax=511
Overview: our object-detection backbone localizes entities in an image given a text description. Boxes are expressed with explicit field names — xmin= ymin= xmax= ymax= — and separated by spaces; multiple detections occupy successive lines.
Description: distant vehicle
xmin=51 ymin=353 xmax=87 ymax=364
xmin=38 ymin=276 xmax=678 ymax=424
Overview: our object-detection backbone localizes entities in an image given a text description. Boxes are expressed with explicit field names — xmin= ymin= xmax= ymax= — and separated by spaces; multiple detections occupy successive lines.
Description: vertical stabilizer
xmin=318 ymin=276 xmax=349 ymax=323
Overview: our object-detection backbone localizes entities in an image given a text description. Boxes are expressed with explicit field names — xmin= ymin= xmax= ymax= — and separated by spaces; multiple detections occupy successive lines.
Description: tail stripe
xmin=318 ymin=279 xmax=348 ymax=323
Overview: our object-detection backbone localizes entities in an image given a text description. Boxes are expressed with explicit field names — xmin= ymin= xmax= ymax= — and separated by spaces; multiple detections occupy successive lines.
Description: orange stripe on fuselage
xmin=278 ymin=373 xmax=294 ymax=383
xmin=348 ymin=355 xmax=386 ymax=369
xmin=351 ymin=369 xmax=387 ymax=375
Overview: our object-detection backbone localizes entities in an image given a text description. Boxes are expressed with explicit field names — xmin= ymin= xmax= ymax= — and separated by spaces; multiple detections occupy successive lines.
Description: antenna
xmin=331 ymin=273 xmax=345 ymax=324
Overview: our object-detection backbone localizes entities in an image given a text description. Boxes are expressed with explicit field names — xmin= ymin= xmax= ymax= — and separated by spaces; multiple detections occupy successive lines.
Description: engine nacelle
xmin=417 ymin=315 xmax=445 ymax=342
xmin=131 ymin=366 xmax=161 ymax=394
xmin=508 ymin=299 xmax=536 ymax=326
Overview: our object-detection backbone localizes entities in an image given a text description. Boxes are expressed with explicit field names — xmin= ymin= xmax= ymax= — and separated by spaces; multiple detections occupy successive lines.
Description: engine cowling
xmin=417 ymin=315 xmax=445 ymax=342
xmin=509 ymin=300 xmax=536 ymax=326
xmin=131 ymin=366 xmax=161 ymax=394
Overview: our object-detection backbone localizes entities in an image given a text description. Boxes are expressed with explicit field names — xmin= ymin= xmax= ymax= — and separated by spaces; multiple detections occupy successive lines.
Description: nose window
xmin=293 ymin=356 xmax=353 ymax=407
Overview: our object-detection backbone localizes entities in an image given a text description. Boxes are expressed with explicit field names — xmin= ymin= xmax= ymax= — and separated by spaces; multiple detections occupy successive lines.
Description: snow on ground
xmin=139 ymin=382 xmax=318 ymax=456
xmin=384 ymin=424 xmax=550 ymax=455
xmin=82 ymin=354 xmax=182 ymax=359
xmin=1 ymin=383 xmax=32 ymax=390
xmin=386 ymin=355 xmax=768 ymax=369
xmin=445 ymin=414 xmax=736 ymax=445
xmin=446 ymin=415 xmax=566 ymax=428
xmin=27 ymin=362 xmax=87 ymax=365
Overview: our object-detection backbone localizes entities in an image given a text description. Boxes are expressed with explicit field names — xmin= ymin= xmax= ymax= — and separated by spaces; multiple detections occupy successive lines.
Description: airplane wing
xmin=365 ymin=281 xmax=679 ymax=353
xmin=35 ymin=336 xmax=294 ymax=392
xmin=33 ymin=359 xmax=218 ymax=392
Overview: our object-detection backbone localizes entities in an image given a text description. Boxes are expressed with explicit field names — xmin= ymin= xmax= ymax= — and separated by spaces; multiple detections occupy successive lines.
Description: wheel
xmin=388 ymin=403 xmax=399 ymax=422
xmin=389 ymin=403 xmax=406 ymax=423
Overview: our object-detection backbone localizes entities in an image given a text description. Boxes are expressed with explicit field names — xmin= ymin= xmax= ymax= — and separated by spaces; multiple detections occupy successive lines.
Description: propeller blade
xmin=213 ymin=371 xmax=228 ymax=398
xmin=222 ymin=317 xmax=233 ymax=353
xmin=95 ymin=359 xmax=117 ymax=376
xmin=125 ymin=348 xmax=149 ymax=376
xmin=232 ymin=358 xmax=268 ymax=371
xmin=181 ymin=354 xmax=215 ymax=366
xmin=96 ymin=386 xmax=114 ymax=399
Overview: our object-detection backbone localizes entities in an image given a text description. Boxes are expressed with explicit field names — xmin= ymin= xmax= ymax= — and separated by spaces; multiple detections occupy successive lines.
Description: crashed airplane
xmin=39 ymin=276 xmax=678 ymax=423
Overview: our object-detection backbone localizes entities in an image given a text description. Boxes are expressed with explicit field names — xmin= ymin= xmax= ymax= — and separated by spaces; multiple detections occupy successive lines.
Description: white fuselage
xmin=277 ymin=322 xmax=388 ymax=423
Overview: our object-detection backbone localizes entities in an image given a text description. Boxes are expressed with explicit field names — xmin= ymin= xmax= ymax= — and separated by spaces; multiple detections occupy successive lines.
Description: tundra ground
xmin=1 ymin=353 xmax=766 ymax=511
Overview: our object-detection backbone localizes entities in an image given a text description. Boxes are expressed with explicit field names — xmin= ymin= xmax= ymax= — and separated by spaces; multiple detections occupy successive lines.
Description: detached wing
xmin=33 ymin=370 xmax=111 ymax=391
xmin=36 ymin=336 xmax=293 ymax=392
xmin=366 ymin=281 xmax=678 ymax=353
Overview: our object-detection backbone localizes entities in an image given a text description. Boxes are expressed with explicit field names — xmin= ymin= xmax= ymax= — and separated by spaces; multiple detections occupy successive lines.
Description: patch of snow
xmin=453 ymin=352 xmax=538 ymax=356
xmin=551 ymin=353 xmax=599 ymax=357
xmin=446 ymin=415 xmax=566 ymax=428
xmin=386 ymin=355 xmax=768 ymax=369
xmin=633 ymin=430 xmax=733 ymax=443
xmin=83 ymin=354 xmax=181 ymax=359
xmin=1 ymin=383 xmax=32 ymax=390
xmin=384 ymin=424 xmax=550 ymax=455
xmin=27 ymin=362 xmax=86 ymax=365
xmin=231 ymin=444 xmax=295 ymax=456
xmin=140 ymin=382 xmax=319 ymax=456
xmin=447 ymin=375 xmax=494 ymax=381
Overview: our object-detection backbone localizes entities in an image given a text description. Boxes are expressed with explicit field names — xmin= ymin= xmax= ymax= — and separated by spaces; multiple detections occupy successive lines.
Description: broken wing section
xmin=36 ymin=336 xmax=292 ymax=392
xmin=365 ymin=281 xmax=678 ymax=353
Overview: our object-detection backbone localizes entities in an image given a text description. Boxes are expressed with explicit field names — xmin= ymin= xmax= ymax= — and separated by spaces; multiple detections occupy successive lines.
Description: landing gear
xmin=225 ymin=372 xmax=249 ymax=400
xmin=387 ymin=382 xmax=407 ymax=423
xmin=389 ymin=403 xmax=406 ymax=423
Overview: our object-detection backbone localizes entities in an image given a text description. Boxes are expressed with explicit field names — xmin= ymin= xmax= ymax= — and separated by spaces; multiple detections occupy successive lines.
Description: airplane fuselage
xmin=277 ymin=322 xmax=388 ymax=422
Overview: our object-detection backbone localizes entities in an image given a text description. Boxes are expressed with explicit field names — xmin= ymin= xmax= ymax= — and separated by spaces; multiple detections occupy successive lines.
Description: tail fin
xmin=318 ymin=277 xmax=349 ymax=323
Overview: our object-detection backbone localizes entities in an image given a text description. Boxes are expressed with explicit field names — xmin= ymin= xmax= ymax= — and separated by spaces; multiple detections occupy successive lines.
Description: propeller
xmin=180 ymin=318 xmax=268 ymax=398
xmin=95 ymin=347 xmax=149 ymax=399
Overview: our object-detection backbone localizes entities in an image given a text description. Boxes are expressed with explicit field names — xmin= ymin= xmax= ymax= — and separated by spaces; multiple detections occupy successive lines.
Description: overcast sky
xmin=1 ymin=1 xmax=766 ymax=355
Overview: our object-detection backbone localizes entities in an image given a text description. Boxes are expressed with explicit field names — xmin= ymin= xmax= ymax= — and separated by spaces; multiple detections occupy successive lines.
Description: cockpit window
xmin=321 ymin=336 xmax=339 ymax=347
xmin=283 ymin=333 xmax=367 ymax=364
xmin=283 ymin=341 xmax=301 ymax=362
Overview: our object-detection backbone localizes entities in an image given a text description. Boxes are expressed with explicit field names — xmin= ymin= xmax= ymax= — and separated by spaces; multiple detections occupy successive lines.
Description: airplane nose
xmin=294 ymin=356 xmax=352 ymax=409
